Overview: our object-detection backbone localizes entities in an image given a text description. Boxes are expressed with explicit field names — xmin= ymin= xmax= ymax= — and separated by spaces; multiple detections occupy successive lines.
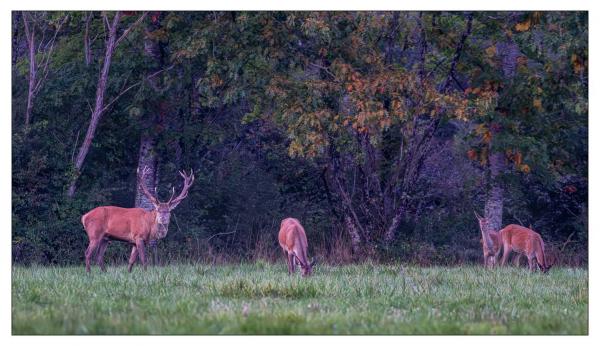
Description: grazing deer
xmin=81 ymin=166 xmax=194 ymax=273
xmin=475 ymin=212 xmax=551 ymax=273
xmin=278 ymin=218 xmax=316 ymax=277
xmin=495 ymin=224 xmax=552 ymax=273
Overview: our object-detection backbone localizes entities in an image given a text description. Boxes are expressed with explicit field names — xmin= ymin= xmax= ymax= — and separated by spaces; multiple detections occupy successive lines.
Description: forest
xmin=11 ymin=11 xmax=588 ymax=267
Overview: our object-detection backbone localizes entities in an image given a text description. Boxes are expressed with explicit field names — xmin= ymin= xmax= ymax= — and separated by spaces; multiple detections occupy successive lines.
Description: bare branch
xmin=308 ymin=62 xmax=340 ymax=82
xmin=34 ymin=14 xmax=68 ymax=94
xmin=114 ymin=12 xmax=148 ymax=48
xmin=441 ymin=12 xmax=473 ymax=92
xmin=100 ymin=65 xmax=174 ymax=114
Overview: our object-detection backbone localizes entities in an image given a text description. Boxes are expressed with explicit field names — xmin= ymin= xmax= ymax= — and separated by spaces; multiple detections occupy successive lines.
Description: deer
xmin=278 ymin=218 xmax=316 ymax=277
xmin=474 ymin=211 xmax=501 ymax=268
xmin=474 ymin=212 xmax=552 ymax=273
xmin=81 ymin=166 xmax=194 ymax=273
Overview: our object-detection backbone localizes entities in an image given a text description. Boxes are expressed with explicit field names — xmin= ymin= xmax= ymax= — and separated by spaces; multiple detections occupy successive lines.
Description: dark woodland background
xmin=11 ymin=11 xmax=588 ymax=266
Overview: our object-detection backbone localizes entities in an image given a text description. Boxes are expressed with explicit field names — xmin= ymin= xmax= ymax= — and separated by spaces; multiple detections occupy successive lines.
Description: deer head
xmin=138 ymin=166 xmax=195 ymax=231
xmin=474 ymin=210 xmax=490 ymax=232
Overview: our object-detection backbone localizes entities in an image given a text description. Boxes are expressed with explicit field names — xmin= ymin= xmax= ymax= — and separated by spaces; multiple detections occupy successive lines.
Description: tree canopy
xmin=12 ymin=11 xmax=587 ymax=266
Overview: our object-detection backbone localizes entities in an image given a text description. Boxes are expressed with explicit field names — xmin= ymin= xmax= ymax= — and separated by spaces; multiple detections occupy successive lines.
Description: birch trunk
xmin=84 ymin=12 xmax=92 ymax=66
xmin=68 ymin=12 xmax=121 ymax=197
xmin=135 ymin=134 xmax=158 ymax=210
xmin=22 ymin=12 xmax=36 ymax=128
xmin=484 ymin=152 xmax=505 ymax=232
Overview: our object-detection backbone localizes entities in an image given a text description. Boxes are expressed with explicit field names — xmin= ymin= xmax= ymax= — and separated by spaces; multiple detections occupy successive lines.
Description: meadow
xmin=12 ymin=263 xmax=588 ymax=335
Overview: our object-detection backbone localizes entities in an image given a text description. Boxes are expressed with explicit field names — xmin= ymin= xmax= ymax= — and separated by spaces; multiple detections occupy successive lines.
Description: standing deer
xmin=475 ymin=212 xmax=551 ymax=273
xmin=474 ymin=211 xmax=500 ymax=268
xmin=81 ymin=166 xmax=194 ymax=272
xmin=278 ymin=218 xmax=316 ymax=277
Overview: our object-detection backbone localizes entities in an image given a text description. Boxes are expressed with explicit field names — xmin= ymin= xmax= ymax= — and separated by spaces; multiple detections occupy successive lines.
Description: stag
xmin=81 ymin=166 xmax=194 ymax=272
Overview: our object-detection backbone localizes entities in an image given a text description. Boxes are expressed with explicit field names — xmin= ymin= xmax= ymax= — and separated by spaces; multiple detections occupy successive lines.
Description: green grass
xmin=12 ymin=263 xmax=588 ymax=335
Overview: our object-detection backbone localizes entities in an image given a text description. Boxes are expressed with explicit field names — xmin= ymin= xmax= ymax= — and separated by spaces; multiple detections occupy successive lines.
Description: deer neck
xmin=148 ymin=210 xmax=169 ymax=240
xmin=480 ymin=225 xmax=495 ymax=251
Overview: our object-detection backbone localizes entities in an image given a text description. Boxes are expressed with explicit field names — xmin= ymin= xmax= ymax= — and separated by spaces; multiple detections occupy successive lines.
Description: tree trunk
xmin=484 ymin=152 xmax=505 ymax=232
xmin=135 ymin=134 xmax=158 ymax=210
xmin=22 ymin=12 xmax=36 ymax=128
xmin=68 ymin=12 xmax=121 ymax=198
xmin=139 ymin=14 xmax=168 ymax=264
xmin=482 ymin=24 xmax=517 ymax=231
xmin=384 ymin=205 xmax=405 ymax=242
xmin=344 ymin=215 xmax=363 ymax=256
xmin=84 ymin=12 xmax=92 ymax=66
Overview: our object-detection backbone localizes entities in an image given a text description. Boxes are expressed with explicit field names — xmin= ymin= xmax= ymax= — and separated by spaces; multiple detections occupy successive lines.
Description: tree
xmin=68 ymin=11 xmax=147 ymax=197
xmin=21 ymin=11 xmax=68 ymax=129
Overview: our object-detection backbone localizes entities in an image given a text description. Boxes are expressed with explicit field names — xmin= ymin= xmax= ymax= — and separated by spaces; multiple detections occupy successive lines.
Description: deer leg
xmin=136 ymin=239 xmax=147 ymax=270
xmin=501 ymin=244 xmax=511 ymax=267
xmin=85 ymin=240 xmax=100 ymax=273
xmin=127 ymin=246 xmax=138 ymax=273
xmin=96 ymin=239 xmax=109 ymax=272
xmin=512 ymin=253 xmax=522 ymax=267
xmin=288 ymin=252 xmax=296 ymax=274
xmin=489 ymin=255 xmax=497 ymax=268
xmin=283 ymin=250 xmax=290 ymax=274
xmin=528 ymin=256 xmax=535 ymax=272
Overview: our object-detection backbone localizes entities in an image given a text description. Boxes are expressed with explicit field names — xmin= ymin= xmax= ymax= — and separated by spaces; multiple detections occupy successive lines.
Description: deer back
xmin=278 ymin=218 xmax=308 ymax=262
xmin=82 ymin=206 xmax=156 ymax=243
xmin=499 ymin=224 xmax=542 ymax=253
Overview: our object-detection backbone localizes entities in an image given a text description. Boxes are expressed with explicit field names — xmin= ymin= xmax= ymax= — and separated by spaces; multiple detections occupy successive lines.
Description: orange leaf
xmin=514 ymin=151 xmax=523 ymax=166
xmin=482 ymin=130 xmax=492 ymax=144
xmin=515 ymin=19 xmax=531 ymax=32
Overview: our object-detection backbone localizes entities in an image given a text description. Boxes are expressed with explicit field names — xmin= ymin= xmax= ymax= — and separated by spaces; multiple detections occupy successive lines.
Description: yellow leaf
xmin=572 ymin=54 xmax=585 ymax=74
xmin=485 ymin=45 xmax=496 ymax=57
xmin=533 ymin=99 xmax=542 ymax=110
xmin=515 ymin=19 xmax=531 ymax=32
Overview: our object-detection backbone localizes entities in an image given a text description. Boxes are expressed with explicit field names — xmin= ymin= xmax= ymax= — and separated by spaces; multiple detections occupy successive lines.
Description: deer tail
xmin=538 ymin=237 xmax=547 ymax=268
xmin=81 ymin=213 xmax=88 ymax=228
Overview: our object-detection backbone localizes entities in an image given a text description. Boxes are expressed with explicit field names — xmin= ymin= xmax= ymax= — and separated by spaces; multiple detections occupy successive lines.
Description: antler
xmin=473 ymin=210 xmax=483 ymax=220
xmin=168 ymin=169 xmax=195 ymax=210
xmin=138 ymin=166 xmax=159 ymax=206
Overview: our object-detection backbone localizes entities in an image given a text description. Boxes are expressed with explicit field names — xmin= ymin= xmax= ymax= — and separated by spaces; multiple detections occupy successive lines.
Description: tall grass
xmin=12 ymin=263 xmax=587 ymax=334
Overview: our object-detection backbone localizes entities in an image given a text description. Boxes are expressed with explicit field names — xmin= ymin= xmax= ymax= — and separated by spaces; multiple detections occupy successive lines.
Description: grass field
xmin=12 ymin=263 xmax=588 ymax=335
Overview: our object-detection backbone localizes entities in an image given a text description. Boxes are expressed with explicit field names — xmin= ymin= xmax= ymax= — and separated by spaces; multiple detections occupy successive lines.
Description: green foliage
xmin=12 ymin=11 xmax=587 ymax=264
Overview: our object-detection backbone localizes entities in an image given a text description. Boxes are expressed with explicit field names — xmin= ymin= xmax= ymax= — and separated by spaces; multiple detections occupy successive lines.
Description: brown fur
xmin=81 ymin=167 xmax=194 ymax=273
xmin=278 ymin=218 xmax=314 ymax=277
xmin=495 ymin=224 xmax=551 ymax=273
xmin=82 ymin=206 xmax=167 ymax=273
xmin=475 ymin=212 xmax=548 ymax=272
xmin=475 ymin=212 xmax=500 ymax=268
